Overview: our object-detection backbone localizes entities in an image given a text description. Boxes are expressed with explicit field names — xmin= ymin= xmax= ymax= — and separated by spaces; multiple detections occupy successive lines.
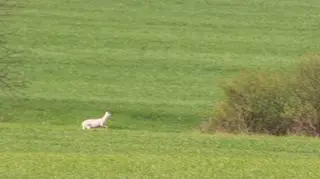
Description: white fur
xmin=81 ymin=111 xmax=112 ymax=130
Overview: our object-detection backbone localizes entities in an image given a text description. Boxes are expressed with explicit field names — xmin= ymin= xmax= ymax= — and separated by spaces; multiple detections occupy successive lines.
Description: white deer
xmin=81 ymin=111 xmax=112 ymax=130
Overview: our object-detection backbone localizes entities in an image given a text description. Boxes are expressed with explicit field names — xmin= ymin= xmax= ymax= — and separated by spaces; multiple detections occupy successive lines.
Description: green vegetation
xmin=207 ymin=55 xmax=320 ymax=136
xmin=1 ymin=0 xmax=320 ymax=178
xmin=1 ymin=123 xmax=320 ymax=178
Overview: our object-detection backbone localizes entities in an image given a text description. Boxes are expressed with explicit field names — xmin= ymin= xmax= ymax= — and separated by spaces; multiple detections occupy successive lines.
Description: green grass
xmin=2 ymin=0 xmax=319 ymax=129
xmin=1 ymin=0 xmax=320 ymax=178
xmin=1 ymin=123 xmax=320 ymax=178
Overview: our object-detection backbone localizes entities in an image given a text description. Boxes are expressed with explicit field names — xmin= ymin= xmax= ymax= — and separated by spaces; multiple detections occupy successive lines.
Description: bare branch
xmin=0 ymin=0 xmax=29 ymax=96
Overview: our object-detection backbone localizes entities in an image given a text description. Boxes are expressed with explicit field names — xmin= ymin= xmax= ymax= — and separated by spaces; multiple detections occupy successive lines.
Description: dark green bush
xmin=203 ymin=54 xmax=320 ymax=136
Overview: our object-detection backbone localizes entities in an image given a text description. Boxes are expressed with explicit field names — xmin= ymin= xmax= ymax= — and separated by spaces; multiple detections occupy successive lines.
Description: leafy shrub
xmin=203 ymin=54 xmax=320 ymax=136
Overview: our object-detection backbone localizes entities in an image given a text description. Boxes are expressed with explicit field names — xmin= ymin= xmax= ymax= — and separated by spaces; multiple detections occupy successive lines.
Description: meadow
xmin=1 ymin=0 xmax=320 ymax=178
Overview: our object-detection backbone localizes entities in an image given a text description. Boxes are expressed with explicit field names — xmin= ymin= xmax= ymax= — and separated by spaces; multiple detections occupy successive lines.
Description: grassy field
xmin=1 ymin=123 xmax=320 ymax=178
xmin=1 ymin=0 xmax=320 ymax=178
